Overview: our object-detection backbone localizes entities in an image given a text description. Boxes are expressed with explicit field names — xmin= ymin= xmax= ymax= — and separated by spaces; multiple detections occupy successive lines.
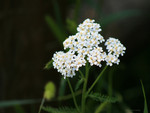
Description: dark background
xmin=0 ymin=0 xmax=150 ymax=113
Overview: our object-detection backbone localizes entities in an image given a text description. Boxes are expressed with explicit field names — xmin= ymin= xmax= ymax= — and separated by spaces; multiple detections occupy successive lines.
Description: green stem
xmin=87 ymin=65 xmax=107 ymax=95
xmin=38 ymin=98 xmax=45 ymax=113
xmin=57 ymin=90 xmax=82 ymax=101
xmin=81 ymin=63 xmax=89 ymax=113
xmin=95 ymin=101 xmax=108 ymax=113
xmin=67 ymin=78 xmax=80 ymax=112
xmin=79 ymin=69 xmax=84 ymax=78
xmin=108 ymin=69 xmax=113 ymax=113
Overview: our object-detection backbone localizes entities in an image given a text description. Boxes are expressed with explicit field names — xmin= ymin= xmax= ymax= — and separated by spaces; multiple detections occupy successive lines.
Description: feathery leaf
xmin=42 ymin=106 xmax=78 ymax=113
xmin=88 ymin=92 xmax=118 ymax=103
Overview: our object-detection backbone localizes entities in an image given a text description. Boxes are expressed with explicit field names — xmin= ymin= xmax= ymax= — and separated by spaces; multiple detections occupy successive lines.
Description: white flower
xmin=52 ymin=51 xmax=86 ymax=79
xmin=105 ymin=53 xmax=120 ymax=66
xmin=105 ymin=37 xmax=126 ymax=57
xmin=87 ymin=47 xmax=106 ymax=67
xmin=63 ymin=19 xmax=104 ymax=57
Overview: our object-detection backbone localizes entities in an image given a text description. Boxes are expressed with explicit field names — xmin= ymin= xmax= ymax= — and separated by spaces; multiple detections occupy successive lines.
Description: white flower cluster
xmin=63 ymin=19 xmax=104 ymax=56
xmin=52 ymin=51 xmax=86 ymax=78
xmin=52 ymin=19 xmax=126 ymax=78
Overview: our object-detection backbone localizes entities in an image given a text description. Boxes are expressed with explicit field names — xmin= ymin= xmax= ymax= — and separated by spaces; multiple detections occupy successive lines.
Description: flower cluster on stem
xmin=52 ymin=19 xmax=126 ymax=78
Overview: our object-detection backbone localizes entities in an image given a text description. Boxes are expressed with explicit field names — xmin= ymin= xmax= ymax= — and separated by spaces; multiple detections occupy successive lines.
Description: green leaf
xmin=140 ymin=80 xmax=149 ymax=113
xmin=44 ymin=82 xmax=56 ymax=100
xmin=101 ymin=10 xmax=141 ymax=27
xmin=42 ymin=106 xmax=78 ymax=113
xmin=0 ymin=99 xmax=40 ymax=108
xmin=66 ymin=18 xmax=77 ymax=34
xmin=88 ymin=92 xmax=118 ymax=103
xmin=44 ymin=59 xmax=53 ymax=70
xmin=45 ymin=15 xmax=66 ymax=44
xmin=75 ymin=78 xmax=84 ymax=91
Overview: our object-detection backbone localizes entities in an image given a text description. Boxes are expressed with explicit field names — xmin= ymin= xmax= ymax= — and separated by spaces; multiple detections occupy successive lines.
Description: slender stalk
xmin=79 ymin=69 xmax=84 ymax=78
xmin=38 ymin=98 xmax=45 ymax=113
xmin=95 ymin=101 xmax=108 ymax=113
xmin=87 ymin=65 xmax=107 ymax=95
xmin=108 ymin=69 xmax=113 ymax=113
xmin=66 ymin=78 xmax=80 ymax=112
xmin=57 ymin=90 xmax=82 ymax=101
xmin=81 ymin=63 xmax=89 ymax=113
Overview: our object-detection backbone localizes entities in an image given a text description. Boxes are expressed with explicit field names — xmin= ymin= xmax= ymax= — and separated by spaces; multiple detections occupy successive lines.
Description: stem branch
xmin=67 ymin=78 xmax=80 ymax=112
xmin=87 ymin=65 xmax=107 ymax=95
xmin=38 ymin=98 xmax=45 ymax=113
xmin=81 ymin=63 xmax=89 ymax=113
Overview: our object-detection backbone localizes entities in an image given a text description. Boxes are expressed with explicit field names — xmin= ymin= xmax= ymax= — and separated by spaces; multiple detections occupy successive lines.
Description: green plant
xmin=42 ymin=19 xmax=126 ymax=113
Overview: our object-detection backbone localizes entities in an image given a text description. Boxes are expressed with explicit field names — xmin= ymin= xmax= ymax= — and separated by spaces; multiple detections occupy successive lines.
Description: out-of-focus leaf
xmin=66 ymin=18 xmax=77 ymax=34
xmin=44 ymin=59 xmax=53 ymax=70
xmin=52 ymin=0 xmax=63 ymax=28
xmin=0 ymin=99 xmax=40 ymax=108
xmin=45 ymin=15 xmax=66 ymax=44
xmin=44 ymin=82 xmax=56 ymax=101
xmin=58 ymin=78 xmax=67 ymax=97
xmin=101 ymin=10 xmax=141 ymax=27
xmin=74 ymin=0 xmax=81 ymax=22
xmin=140 ymin=80 xmax=148 ymax=113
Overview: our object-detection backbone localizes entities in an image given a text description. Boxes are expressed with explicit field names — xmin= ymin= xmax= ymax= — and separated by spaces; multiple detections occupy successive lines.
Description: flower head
xmin=63 ymin=18 xmax=105 ymax=57
xmin=52 ymin=51 xmax=86 ymax=79
xmin=105 ymin=37 xmax=126 ymax=57
xmin=87 ymin=47 xmax=106 ymax=67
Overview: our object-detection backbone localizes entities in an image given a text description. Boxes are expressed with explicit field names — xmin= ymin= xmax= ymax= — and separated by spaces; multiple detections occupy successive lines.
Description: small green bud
xmin=44 ymin=82 xmax=56 ymax=100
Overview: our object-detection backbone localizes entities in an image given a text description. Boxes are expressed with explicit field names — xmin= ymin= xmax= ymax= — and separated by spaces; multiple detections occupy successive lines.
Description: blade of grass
xmin=140 ymin=80 xmax=148 ymax=113
xmin=44 ymin=59 xmax=53 ymax=70
xmin=0 ymin=99 xmax=40 ymax=108
xmin=45 ymin=15 xmax=66 ymax=44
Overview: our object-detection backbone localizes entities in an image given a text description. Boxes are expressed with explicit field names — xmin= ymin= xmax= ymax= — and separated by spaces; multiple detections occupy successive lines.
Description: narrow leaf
xmin=45 ymin=15 xmax=66 ymax=44
xmin=66 ymin=18 xmax=77 ymax=34
xmin=140 ymin=80 xmax=148 ymax=113
xmin=44 ymin=59 xmax=53 ymax=70
xmin=0 ymin=99 xmax=40 ymax=108
xmin=75 ymin=78 xmax=84 ymax=91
